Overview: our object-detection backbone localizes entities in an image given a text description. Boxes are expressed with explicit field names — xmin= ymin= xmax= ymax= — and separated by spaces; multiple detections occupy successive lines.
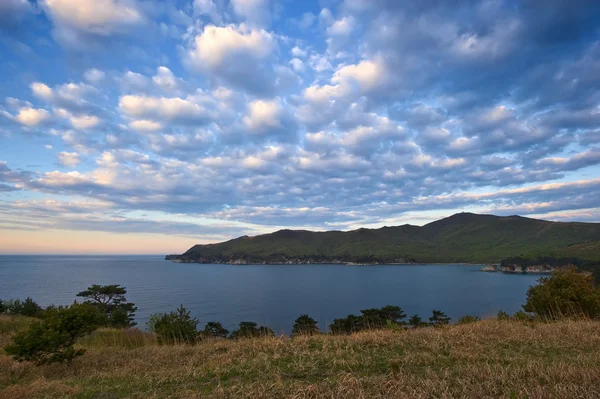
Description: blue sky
xmin=1 ymin=0 xmax=600 ymax=254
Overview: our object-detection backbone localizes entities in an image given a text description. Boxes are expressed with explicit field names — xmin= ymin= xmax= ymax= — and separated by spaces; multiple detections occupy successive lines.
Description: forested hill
xmin=171 ymin=213 xmax=600 ymax=264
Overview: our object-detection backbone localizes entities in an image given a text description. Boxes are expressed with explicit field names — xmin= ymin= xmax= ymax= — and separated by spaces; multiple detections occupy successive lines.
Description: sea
xmin=0 ymin=255 xmax=540 ymax=333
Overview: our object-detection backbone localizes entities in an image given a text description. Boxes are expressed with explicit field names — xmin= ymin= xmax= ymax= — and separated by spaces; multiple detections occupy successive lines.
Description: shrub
xmin=329 ymin=314 xmax=364 ymax=334
xmin=230 ymin=322 xmax=274 ymax=339
xmin=3 ymin=297 xmax=43 ymax=317
xmin=408 ymin=314 xmax=426 ymax=328
xmin=0 ymin=299 xmax=4 ymax=314
xmin=4 ymin=302 xmax=105 ymax=365
xmin=497 ymin=309 xmax=510 ymax=320
xmin=360 ymin=305 xmax=407 ymax=329
xmin=76 ymin=284 xmax=137 ymax=328
xmin=429 ymin=310 xmax=451 ymax=327
xmin=513 ymin=310 xmax=531 ymax=321
xmin=201 ymin=321 xmax=229 ymax=339
xmin=523 ymin=266 xmax=600 ymax=319
xmin=147 ymin=305 xmax=199 ymax=344
xmin=457 ymin=315 xmax=480 ymax=324
xmin=292 ymin=314 xmax=320 ymax=336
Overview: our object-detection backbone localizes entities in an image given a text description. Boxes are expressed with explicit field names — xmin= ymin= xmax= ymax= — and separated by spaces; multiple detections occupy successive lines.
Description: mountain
xmin=171 ymin=213 xmax=600 ymax=264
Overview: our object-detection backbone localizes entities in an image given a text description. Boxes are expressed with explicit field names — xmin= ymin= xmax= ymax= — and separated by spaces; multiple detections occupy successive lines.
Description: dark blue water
xmin=0 ymin=256 xmax=540 ymax=333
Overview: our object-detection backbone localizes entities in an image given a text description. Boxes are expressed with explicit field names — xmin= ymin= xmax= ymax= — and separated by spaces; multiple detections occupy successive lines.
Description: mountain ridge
xmin=170 ymin=213 xmax=600 ymax=264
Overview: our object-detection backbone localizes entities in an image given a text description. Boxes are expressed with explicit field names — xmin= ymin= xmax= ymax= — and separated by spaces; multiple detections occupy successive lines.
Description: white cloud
xmin=332 ymin=58 xmax=387 ymax=92
xmin=243 ymin=99 xmax=284 ymax=132
xmin=152 ymin=66 xmax=183 ymax=94
xmin=186 ymin=24 xmax=275 ymax=69
xmin=291 ymin=46 xmax=307 ymax=58
xmin=119 ymin=95 xmax=213 ymax=123
xmin=327 ymin=16 xmax=354 ymax=36
xmin=289 ymin=58 xmax=304 ymax=72
xmin=45 ymin=144 xmax=53 ymax=149
xmin=84 ymin=68 xmax=105 ymax=83
xmin=230 ymin=0 xmax=270 ymax=26
xmin=58 ymin=151 xmax=80 ymax=167
xmin=42 ymin=0 xmax=143 ymax=36
xmin=30 ymin=82 xmax=53 ymax=100
xmin=15 ymin=107 xmax=51 ymax=126
xmin=193 ymin=0 xmax=221 ymax=23
xmin=129 ymin=119 xmax=163 ymax=132
xmin=71 ymin=115 xmax=100 ymax=129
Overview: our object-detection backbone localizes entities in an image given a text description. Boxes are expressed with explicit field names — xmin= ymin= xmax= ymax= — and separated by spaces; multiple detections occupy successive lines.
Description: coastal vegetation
xmin=169 ymin=213 xmax=600 ymax=265
xmin=2 ymin=268 xmax=600 ymax=397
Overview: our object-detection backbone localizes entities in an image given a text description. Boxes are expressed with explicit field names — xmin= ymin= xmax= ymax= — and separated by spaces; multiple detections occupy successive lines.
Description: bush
xmin=408 ymin=314 xmax=426 ymax=328
xmin=429 ymin=310 xmax=451 ymax=327
xmin=329 ymin=314 xmax=364 ymax=334
xmin=497 ymin=310 xmax=510 ymax=320
xmin=77 ymin=284 xmax=137 ymax=328
xmin=292 ymin=314 xmax=320 ymax=336
xmin=3 ymin=297 xmax=43 ymax=317
xmin=457 ymin=315 xmax=480 ymax=325
xmin=0 ymin=299 xmax=4 ymax=314
xmin=360 ymin=305 xmax=407 ymax=329
xmin=4 ymin=302 xmax=105 ymax=365
xmin=329 ymin=305 xmax=407 ymax=334
xmin=230 ymin=322 xmax=274 ymax=339
xmin=523 ymin=266 xmax=600 ymax=319
xmin=513 ymin=310 xmax=531 ymax=321
xmin=147 ymin=305 xmax=199 ymax=344
xmin=201 ymin=321 xmax=229 ymax=339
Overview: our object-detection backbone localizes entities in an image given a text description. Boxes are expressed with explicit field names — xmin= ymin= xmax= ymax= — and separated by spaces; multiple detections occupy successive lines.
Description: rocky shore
xmin=480 ymin=264 xmax=553 ymax=274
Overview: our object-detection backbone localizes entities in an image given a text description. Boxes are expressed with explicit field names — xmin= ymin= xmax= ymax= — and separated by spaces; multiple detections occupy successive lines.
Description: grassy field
xmin=1 ymin=315 xmax=600 ymax=398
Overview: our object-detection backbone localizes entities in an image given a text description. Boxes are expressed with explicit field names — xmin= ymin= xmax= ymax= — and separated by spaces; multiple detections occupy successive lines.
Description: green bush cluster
xmin=4 ymin=303 xmax=105 ymax=365
xmin=0 ymin=297 xmax=43 ymax=317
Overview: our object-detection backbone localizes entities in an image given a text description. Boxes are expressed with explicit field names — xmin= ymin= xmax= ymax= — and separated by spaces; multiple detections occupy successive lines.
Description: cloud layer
xmin=0 ymin=0 xmax=599 ymax=253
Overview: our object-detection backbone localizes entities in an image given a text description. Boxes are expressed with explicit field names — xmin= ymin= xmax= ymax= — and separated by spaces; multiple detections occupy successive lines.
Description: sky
xmin=0 ymin=0 xmax=600 ymax=254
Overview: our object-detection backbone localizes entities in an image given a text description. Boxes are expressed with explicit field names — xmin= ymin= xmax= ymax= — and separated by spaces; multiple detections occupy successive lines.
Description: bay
xmin=0 ymin=255 xmax=540 ymax=333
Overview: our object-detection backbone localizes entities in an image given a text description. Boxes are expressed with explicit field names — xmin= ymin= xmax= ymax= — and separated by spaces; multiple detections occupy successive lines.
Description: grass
xmin=1 ymin=316 xmax=600 ymax=398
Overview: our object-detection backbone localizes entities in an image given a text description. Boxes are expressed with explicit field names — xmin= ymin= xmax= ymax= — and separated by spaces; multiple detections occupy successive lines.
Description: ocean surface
xmin=0 ymin=255 xmax=541 ymax=333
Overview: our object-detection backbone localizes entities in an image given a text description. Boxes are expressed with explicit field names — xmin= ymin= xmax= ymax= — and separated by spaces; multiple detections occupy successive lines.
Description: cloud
xmin=119 ymin=95 xmax=215 ymax=124
xmin=184 ymin=24 xmax=279 ymax=95
xmin=84 ymin=68 xmax=105 ymax=83
xmin=230 ymin=0 xmax=271 ymax=26
xmin=57 ymin=151 xmax=80 ymax=167
xmin=42 ymin=0 xmax=144 ymax=48
xmin=12 ymin=107 xmax=51 ymax=126
xmin=193 ymin=0 xmax=221 ymax=23
xmin=70 ymin=115 xmax=100 ymax=129
xmin=129 ymin=119 xmax=163 ymax=132
xmin=243 ymin=98 xmax=295 ymax=137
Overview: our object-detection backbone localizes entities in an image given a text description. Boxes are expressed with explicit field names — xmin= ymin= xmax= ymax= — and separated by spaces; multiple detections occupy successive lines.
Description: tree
xmin=4 ymin=303 xmax=105 ymax=365
xmin=3 ymin=297 xmax=43 ymax=317
xmin=497 ymin=310 xmax=510 ymax=320
xmin=230 ymin=322 xmax=274 ymax=339
xmin=0 ymin=299 xmax=5 ymax=314
xmin=408 ymin=314 xmax=425 ymax=328
xmin=523 ymin=266 xmax=600 ymax=319
xmin=76 ymin=284 xmax=137 ymax=327
xmin=201 ymin=321 xmax=229 ymax=339
xmin=329 ymin=314 xmax=364 ymax=334
xmin=360 ymin=305 xmax=407 ymax=329
xmin=147 ymin=305 xmax=199 ymax=344
xmin=429 ymin=310 xmax=450 ymax=326
xmin=292 ymin=314 xmax=320 ymax=336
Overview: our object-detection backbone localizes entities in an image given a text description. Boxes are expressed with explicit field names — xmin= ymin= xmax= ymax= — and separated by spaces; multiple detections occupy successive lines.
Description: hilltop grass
xmin=2 ymin=316 xmax=600 ymax=398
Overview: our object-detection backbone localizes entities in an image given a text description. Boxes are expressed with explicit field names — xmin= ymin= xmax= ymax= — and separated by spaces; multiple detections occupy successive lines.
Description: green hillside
xmin=174 ymin=213 xmax=600 ymax=264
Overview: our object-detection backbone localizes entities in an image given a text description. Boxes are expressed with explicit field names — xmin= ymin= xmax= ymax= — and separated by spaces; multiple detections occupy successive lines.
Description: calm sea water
xmin=0 ymin=256 xmax=540 ymax=333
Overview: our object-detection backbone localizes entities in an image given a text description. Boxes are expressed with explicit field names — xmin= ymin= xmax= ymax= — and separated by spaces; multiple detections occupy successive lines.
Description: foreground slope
xmin=175 ymin=213 xmax=600 ymax=264
xmin=1 ymin=317 xmax=599 ymax=399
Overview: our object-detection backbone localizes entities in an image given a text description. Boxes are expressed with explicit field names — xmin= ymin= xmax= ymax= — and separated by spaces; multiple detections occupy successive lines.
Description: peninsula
xmin=167 ymin=213 xmax=600 ymax=265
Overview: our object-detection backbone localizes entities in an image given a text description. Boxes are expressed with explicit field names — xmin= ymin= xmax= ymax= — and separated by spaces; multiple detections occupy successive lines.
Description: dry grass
xmin=1 ymin=316 xmax=600 ymax=398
